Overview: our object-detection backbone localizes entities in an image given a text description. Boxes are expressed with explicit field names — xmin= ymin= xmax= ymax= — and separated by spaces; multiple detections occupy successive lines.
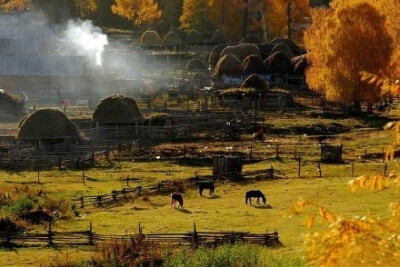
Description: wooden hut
xmin=162 ymin=31 xmax=183 ymax=51
xmin=16 ymin=109 xmax=80 ymax=147
xmin=212 ymin=155 xmax=242 ymax=179
xmin=141 ymin=30 xmax=162 ymax=48
xmin=321 ymin=143 xmax=343 ymax=163
xmin=186 ymin=29 xmax=203 ymax=45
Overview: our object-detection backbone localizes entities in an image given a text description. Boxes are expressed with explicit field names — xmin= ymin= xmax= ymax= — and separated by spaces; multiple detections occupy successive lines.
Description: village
xmin=0 ymin=0 xmax=399 ymax=266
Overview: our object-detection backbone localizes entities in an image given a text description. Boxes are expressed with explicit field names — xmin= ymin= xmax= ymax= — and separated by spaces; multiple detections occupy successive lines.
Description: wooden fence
xmin=0 ymin=222 xmax=281 ymax=248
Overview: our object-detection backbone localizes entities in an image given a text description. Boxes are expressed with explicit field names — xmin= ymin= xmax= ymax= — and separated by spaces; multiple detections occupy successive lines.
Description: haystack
xmin=240 ymin=74 xmax=269 ymax=90
xmin=269 ymin=38 xmax=299 ymax=53
xmin=220 ymin=43 xmax=260 ymax=62
xmin=242 ymin=54 xmax=269 ymax=75
xmin=0 ymin=89 xmax=24 ymax=115
xmin=17 ymin=109 xmax=80 ymax=140
xmin=186 ymin=29 xmax=203 ymax=44
xmin=209 ymin=30 xmax=225 ymax=44
xmin=144 ymin=113 xmax=177 ymax=126
xmin=162 ymin=31 xmax=183 ymax=46
xmin=186 ymin=58 xmax=208 ymax=70
xmin=141 ymin=30 xmax=162 ymax=46
xmin=291 ymin=55 xmax=308 ymax=76
xmin=271 ymin=43 xmax=294 ymax=59
xmin=208 ymin=43 xmax=228 ymax=66
xmin=192 ymin=72 xmax=208 ymax=81
xmin=240 ymin=35 xmax=261 ymax=44
xmin=264 ymin=51 xmax=293 ymax=74
xmin=93 ymin=95 xmax=143 ymax=123
xmin=257 ymin=43 xmax=274 ymax=59
xmin=214 ymin=54 xmax=242 ymax=77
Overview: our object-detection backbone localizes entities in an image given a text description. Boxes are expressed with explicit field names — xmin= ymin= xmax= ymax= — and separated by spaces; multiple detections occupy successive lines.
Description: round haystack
xmin=186 ymin=58 xmax=208 ymax=70
xmin=240 ymin=35 xmax=261 ymax=44
xmin=17 ymin=109 xmax=80 ymax=140
xmin=192 ymin=72 xmax=208 ymax=80
xmin=220 ymin=43 xmax=260 ymax=62
xmin=141 ymin=30 xmax=162 ymax=46
xmin=257 ymin=43 xmax=274 ymax=60
xmin=264 ymin=51 xmax=293 ymax=74
xmin=209 ymin=29 xmax=225 ymax=44
xmin=93 ymin=95 xmax=143 ymax=123
xmin=144 ymin=114 xmax=177 ymax=126
xmin=291 ymin=55 xmax=308 ymax=76
xmin=240 ymin=74 xmax=269 ymax=90
xmin=208 ymin=43 xmax=228 ymax=66
xmin=271 ymin=43 xmax=294 ymax=59
xmin=242 ymin=54 xmax=269 ymax=75
xmin=186 ymin=29 xmax=203 ymax=44
xmin=214 ymin=54 xmax=242 ymax=77
xmin=162 ymin=31 xmax=183 ymax=46
xmin=269 ymin=38 xmax=300 ymax=53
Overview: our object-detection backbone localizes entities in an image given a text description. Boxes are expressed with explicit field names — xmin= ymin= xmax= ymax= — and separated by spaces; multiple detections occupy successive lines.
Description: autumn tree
xmin=179 ymin=0 xmax=213 ymax=35
xmin=0 ymin=0 xmax=30 ymax=10
xmin=74 ymin=0 xmax=97 ymax=20
xmin=304 ymin=0 xmax=392 ymax=107
xmin=111 ymin=0 xmax=162 ymax=27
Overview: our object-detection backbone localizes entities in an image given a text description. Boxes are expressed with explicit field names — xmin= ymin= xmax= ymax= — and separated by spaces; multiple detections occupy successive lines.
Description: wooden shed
xmin=321 ymin=143 xmax=343 ymax=163
xmin=212 ymin=155 xmax=242 ymax=179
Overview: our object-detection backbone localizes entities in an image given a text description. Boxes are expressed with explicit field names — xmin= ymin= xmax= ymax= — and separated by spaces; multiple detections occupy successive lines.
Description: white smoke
xmin=61 ymin=20 xmax=108 ymax=65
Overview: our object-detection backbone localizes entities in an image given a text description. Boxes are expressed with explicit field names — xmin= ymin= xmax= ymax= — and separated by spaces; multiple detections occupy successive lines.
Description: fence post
xmin=384 ymin=163 xmax=388 ymax=176
xmin=80 ymin=196 xmax=84 ymax=209
xmin=112 ymin=190 xmax=117 ymax=201
xmin=275 ymin=144 xmax=279 ymax=159
xmin=89 ymin=221 xmax=93 ymax=245
xmin=106 ymin=146 xmax=110 ymax=161
xmin=298 ymin=156 xmax=301 ymax=177
xmin=126 ymin=176 xmax=130 ymax=187
xmin=82 ymin=170 xmax=85 ymax=185
xmin=318 ymin=162 xmax=322 ymax=178
xmin=192 ymin=222 xmax=198 ymax=248
xmin=48 ymin=220 xmax=53 ymax=245
xmin=97 ymin=195 xmax=103 ymax=207
xmin=5 ymin=223 xmax=11 ymax=245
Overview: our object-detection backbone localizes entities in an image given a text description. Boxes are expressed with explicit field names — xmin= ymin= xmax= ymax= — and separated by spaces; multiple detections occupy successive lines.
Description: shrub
xmin=5 ymin=197 xmax=34 ymax=215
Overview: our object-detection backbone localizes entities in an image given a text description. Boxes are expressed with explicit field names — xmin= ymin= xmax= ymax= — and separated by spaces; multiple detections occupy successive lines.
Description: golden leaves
xmin=349 ymin=175 xmax=394 ymax=192
xmin=360 ymin=71 xmax=400 ymax=96
xmin=112 ymin=0 xmax=162 ymax=26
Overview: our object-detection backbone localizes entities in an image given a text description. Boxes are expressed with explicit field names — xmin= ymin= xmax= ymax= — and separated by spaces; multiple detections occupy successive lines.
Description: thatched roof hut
xmin=291 ymin=55 xmax=308 ymax=76
xmin=242 ymin=54 xmax=269 ymax=75
xmin=209 ymin=30 xmax=225 ymax=44
xmin=186 ymin=29 xmax=203 ymax=44
xmin=17 ymin=109 xmax=80 ymax=140
xmin=240 ymin=74 xmax=269 ymax=90
xmin=0 ymin=89 xmax=24 ymax=115
xmin=240 ymin=35 xmax=261 ymax=44
xmin=214 ymin=54 xmax=242 ymax=77
xmin=93 ymin=95 xmax=143 ymax=124
xmin=269 ymin=38 xmax=300 ymax=53
xmin=162 ymin=31 xmax=183 ymax=46
xmin=208 ymin=43 xmax=228 ymax=66
xmin=141 ymin=30 xmax=162 ymax=46
xmin=186 ymin=58 xmax=208 ymax=70
xmin=144 ymin=113 xmax=177 ymax=126
xmin=257 ymin=43 xmax=274 ymax=60
xmin=270 ymin=43 xmax=294 ymax=59
xmin=264 ymin=51 xmax=293 ymax=74
xmin=220 ymin=43 xmax=260 ymax=62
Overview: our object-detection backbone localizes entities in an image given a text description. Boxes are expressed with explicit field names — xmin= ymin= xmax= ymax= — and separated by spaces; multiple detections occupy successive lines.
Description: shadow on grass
xmin=253 ymin=204 xmax=273 ymax=209
xmin=201 ymin=194 xmax=221 ymax=199
xmin=175 ymin=208 xmax=192 ymax=214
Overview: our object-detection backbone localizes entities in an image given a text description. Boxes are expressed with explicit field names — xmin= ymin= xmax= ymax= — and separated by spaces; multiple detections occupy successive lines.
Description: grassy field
xmin=0 ymin=109 xmax=399 ymax=266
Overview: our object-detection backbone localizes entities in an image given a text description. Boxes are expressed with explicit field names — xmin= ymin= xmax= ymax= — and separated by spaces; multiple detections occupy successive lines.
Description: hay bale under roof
xmin=144 ymin=113 xmax=177 ymax=126
xmin=240 ymin=35 xmax=261 ymax=44
xmin=264 ymin=51 xmax=293 ymax=74
xmin=186 ymin=29 xmax=202 ymax=44
xmin=269 ymin=38 xmax=299 ymax=53
xmin=210 ymin=29 xmax=225 ymax=44
xmin=271 ymin=43 xmax=294 ymax=59
xmin=141 ymin=30 xmax=162 ymax=46
xmin=242 ymin=54 xmax=269 ymax=75
xmin=93 ymin=95 xmax=143 ymax=123
xmin=17 ymin=109 xmax=80 ymax=140
xmin=208 ymin=43 xmax=228 ymax=66
xmin=292 ymin=55 xmax=308 ymax=76
xmin=220 ymin=43 xmax=260 ymax=62
xmin=186 ymin=58 xmax=208 ymax=70
xmin=214 ymin=54 xmax=242 ymax=77
xmin=240 ymin=74 xmax=269 ymax=90
xmin=163 ymin=31 xmax=183 ymax=46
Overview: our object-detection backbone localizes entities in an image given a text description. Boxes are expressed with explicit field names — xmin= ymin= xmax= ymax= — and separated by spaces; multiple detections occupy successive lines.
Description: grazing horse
xmin=171 ymin=193 xmax=184 ymax=209
xmin=245 ymin=190 xmax=266 ymax=205
xmin=198 ymin=182 xmax=215 ymax=196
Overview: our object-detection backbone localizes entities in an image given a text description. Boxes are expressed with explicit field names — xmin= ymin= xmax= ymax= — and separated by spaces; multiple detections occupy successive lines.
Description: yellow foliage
xmin=111 ymin=0 xmax=162 ymax=27
xmin=0 ymin=0 xmax=30 ymax=10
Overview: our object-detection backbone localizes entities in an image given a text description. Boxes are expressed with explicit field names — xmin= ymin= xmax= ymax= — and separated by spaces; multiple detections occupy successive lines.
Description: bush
xmin=5 ymin=197 xmax=34 ymax=215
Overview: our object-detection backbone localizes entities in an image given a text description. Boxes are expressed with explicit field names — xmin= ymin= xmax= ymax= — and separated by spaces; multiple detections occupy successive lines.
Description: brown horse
xmin=171 ymin=193 xmax=184 ymax=209
xmin=198 ymin=182 xmax=215 ymax=197
xmin=245 ymin=190 xmax=266 ymax=205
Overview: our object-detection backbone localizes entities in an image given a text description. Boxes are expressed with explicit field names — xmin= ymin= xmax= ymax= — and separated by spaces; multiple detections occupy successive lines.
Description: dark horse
xmin=171 ymin=193 xmax=184 ymax=209
xmin=245 ymin=190 xmax=266 ymax=205
xmin=198 ymin=182 xmax=215 ymax=196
